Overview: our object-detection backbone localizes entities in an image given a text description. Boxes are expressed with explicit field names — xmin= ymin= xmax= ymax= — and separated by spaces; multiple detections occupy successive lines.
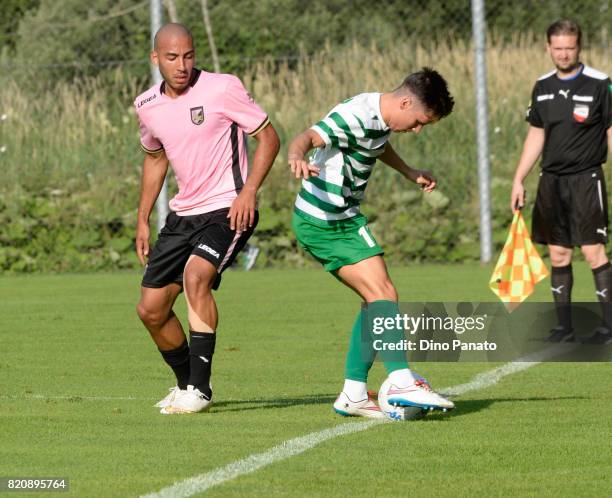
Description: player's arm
xmin=228 ymin=123 xmax=280 ymax=232
xmin=378 ymin=141 xmax=436 ymax=193
xmin=287 ymin=129 xmax=325 ymax=179
xmin=607 ymin=126 xmax=611 ymax=156
xmin=136 ymin=149 xmax=169 ymax=265
xmin=510 ymin=125 xmax=545 ymax=211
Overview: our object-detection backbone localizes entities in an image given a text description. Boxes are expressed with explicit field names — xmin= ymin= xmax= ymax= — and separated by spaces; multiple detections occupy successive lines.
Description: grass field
xmin=1 ymin=264 xmax=611 ymax=497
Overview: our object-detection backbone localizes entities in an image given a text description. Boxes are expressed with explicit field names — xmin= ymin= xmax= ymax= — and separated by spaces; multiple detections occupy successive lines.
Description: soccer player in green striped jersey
xmin=288 ymin=67 xmax=455 ymax=418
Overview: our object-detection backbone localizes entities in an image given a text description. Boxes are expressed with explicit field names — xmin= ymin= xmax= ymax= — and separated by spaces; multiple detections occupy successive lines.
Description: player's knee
xmin=383 ymin=280 xmax=398 ymax=302
xmin=549 ymin=251 xmax=571 ymax=267
xmin=136 ymin=302 xmax=167 ymax=329
xmin=581 ymin=246 xmax=607 ymax=268
xmin=367 ymin=279 xmax=397 ymax=302
xmin=183 ymin=268 xmax=215 ymax=297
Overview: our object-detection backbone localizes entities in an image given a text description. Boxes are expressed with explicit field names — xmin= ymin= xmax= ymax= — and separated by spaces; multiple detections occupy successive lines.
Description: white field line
xmin=0 ymin=394 xmax=153 ymax=401
xmin=442 ymin=343 xmax=576 ymax=397
xmin=141 ymin=344 xmax=577 ymax=498
xmin=142 ymin=420 xmax=380 ymax=498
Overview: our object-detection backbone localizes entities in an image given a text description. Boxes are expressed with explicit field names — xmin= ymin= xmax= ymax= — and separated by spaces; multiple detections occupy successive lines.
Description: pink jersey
xmin=134 ymin=69 xmax=269 ymax=215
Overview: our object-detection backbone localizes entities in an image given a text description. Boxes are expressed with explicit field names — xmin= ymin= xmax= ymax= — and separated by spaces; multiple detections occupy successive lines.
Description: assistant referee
xmin=510 ymin=19 xmax=612 ymax=344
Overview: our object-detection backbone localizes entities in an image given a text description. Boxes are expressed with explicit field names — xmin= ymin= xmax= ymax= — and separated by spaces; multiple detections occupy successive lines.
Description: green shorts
xmin=292 ymin=212 xmax=384 ymax=272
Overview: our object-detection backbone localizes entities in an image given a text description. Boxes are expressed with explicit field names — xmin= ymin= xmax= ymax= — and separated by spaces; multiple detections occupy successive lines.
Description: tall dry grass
xmin=0 ymin=38 xmax=609 ymax=269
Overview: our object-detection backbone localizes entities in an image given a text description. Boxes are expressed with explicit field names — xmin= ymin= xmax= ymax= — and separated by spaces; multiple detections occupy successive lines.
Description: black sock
xmin=551 ymin=264 xmax=573 ymax=330
xmin=592 ymin=262 xmax=612 ymax=329
xmin=188 ymin=331 xmax=216 ymax=399
xmin=159 ymin=339 xmax=190 ymax=390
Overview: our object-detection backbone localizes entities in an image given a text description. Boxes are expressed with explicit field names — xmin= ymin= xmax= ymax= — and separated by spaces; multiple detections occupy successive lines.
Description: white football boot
xmin=161 ymin=385 xmax=212 ymax=414
xmin=333 ymin=391 xmax=386 ymax=419
xmin=383 ymin=378 xmax=454 ymax=412
xmin=154 ymin=386 xmax=182 ymax=408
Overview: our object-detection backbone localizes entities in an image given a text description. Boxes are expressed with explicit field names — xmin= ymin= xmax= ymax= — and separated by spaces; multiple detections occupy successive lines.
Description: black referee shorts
xmin=142 ymin=208 xmax=258 ymax=290
xmin=532 ymin=167 xmax=608 ymax=247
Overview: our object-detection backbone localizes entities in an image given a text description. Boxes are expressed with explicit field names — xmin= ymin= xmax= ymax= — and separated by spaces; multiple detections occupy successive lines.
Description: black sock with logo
xmin=188 ymin=331 xmax=216 ymax=399
xmin=592 ymin=262 xmax=612 ymax=329
xmin=159 ymin=339 xmax=190 ymax=390
xmin=551 ymin=264 xmax=573 ymax=331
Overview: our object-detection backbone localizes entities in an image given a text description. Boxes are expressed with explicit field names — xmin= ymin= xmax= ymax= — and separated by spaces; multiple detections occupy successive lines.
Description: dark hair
xmin=546 ymin=19 xmax=581 ymax=46
xmin=399 ymin=67 xmax=454 ymax=119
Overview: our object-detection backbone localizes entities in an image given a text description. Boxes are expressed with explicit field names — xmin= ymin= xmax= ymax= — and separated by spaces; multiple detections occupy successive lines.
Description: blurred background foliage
xmin=0 ymin=0 xmax=610 ymax=273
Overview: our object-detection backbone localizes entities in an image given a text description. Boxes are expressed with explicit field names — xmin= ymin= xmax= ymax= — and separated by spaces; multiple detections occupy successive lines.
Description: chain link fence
xmin=0 ymin=0 xmax=610 ymax=272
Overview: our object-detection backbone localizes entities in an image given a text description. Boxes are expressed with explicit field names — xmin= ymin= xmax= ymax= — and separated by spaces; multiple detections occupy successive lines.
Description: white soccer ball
xmin=378 ymin=377 xmax=426 ymax=421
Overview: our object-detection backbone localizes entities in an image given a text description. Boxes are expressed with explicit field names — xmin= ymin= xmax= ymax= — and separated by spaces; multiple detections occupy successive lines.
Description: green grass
xmin=1 ymin=264 xmax=611 ymax=497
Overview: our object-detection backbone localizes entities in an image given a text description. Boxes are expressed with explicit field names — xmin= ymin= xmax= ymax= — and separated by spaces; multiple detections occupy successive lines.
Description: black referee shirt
xmin=526 ymin=64 xmax=612 ymax=175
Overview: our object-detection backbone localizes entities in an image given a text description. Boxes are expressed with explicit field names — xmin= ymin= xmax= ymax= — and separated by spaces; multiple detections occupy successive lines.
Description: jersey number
xmin=358 ymin=226 xmax=376 ymax=248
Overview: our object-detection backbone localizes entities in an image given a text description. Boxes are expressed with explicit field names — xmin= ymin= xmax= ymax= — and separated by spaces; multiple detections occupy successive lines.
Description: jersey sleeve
xmin=136 ymin=111 xmax=163 ymax=154
xmin=525 ymin=84 xmax=544 ymax=128
xmin=310 ymin=104 xmax=365 ymax=149
xmin=310 ymin=118 xmax=334 ymax=147
xmin=223 ymin=76 xmax=269 ymax=136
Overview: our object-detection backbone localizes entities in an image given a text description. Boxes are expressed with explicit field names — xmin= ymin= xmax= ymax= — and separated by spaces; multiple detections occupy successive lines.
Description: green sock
xmin=344 ymin=311 xmax=374 ymax=382
xmin=365 ymin=300 xmax=409 ymax=374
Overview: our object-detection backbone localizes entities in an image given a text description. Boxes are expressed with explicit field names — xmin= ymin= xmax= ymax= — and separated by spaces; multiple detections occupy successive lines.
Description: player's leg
xmin=548 ymin=244 xmax=575 ymax=341
xmin=183 ymin=254 xmax=218 ymax=397
xmin=331 ymin=256 xmax=397 ymax=418
xmin=337 ymin=256 xmax=454 ymax=412
xmin=137 ymin=212 xmax=195 ymax=406
xmin=163 ymin=208 xmax=258 ymax=414
xmin=336 ymin=256 xmax=405 ymax=379
xmin=581 ymin=244 xmax=612 ymax=344
xmin=160 ymin=256 xmax=218 ymax=414
xmin=534 ymin=171 xmax=577 ymax=341
xmin=137 ymin=284 xmax=190 ymax=407
xmin=137 ymin=284 xmax=185 ymax=347
xmin=576 ymin=167 xmax=611 ymax=343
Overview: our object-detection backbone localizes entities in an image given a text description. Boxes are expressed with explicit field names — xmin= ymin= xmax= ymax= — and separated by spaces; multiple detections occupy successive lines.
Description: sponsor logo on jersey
xmin=558 ymin=89 xmax=570 ymax=99
xmin=138 ymin=94 xmax=157 ymax=108
xmin=573 ymin=103 xmax=589 ymax=122
xmin=190 ymin=106 xmax=205 ymax=125
xmin=197 ymin=243 xmax=220 ymax=258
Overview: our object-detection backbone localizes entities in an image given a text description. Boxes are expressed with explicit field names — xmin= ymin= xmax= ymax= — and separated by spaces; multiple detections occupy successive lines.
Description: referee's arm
xmin=510 ymin=125 xmax=545 ymax=211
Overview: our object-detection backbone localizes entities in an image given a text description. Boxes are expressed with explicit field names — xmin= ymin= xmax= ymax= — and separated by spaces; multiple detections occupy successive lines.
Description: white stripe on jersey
xmin=295 ymin=195 xmax=361 ymax=221
xmin=302 ymin=180 xmax=346 ymax=207
xmin=537 ymin=69 xmax=556 ymax=81
xmin=582 ymin=65 xmax=608 ymax=80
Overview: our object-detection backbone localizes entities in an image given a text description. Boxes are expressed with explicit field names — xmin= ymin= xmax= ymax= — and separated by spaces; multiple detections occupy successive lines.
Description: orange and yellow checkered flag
xmin=489 ymin=210 xmax=548 ymax=309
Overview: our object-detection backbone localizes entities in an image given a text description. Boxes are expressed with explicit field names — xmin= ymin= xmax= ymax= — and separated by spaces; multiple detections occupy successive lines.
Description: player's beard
xmin=555 ymin=59 xmax=580 ymax=75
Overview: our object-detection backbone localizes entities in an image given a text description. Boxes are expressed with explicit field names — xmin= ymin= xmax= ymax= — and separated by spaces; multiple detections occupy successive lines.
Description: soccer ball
xmin=378 ymin=377 xmax=426 ymax=421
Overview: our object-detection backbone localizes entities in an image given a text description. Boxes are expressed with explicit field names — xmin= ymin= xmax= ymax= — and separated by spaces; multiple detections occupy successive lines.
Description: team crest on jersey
xmin=190 ymin=106 xmax=205 ymax=125
xmin=572 ymin=104 xmax=589 ymax=122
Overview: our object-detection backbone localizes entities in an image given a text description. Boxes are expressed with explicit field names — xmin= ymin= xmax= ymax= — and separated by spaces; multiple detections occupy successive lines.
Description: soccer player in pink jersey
xmin=134 ymin=24 xmax=280 ymax=414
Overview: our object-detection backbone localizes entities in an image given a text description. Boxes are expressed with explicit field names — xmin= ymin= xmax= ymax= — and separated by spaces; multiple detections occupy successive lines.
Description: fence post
xmin=150 ymin=0 xmax=168 ymax=233
xmin=471 ymin=0 xmax=492 ymax=264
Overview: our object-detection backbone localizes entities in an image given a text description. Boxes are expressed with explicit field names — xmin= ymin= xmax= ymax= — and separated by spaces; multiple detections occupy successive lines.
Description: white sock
xmin=388 ymin=368 xmax=416 ymax=388
xmin=343 ymin=379 xmax=367 ymax=401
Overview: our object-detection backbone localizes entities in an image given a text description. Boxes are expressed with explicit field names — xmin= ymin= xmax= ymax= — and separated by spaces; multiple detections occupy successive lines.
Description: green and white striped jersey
xmin=294 ymin=92 xmax=391 ymax=226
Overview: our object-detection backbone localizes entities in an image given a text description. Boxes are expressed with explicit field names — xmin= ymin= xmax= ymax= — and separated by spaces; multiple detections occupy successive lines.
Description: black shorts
xmin=532 ymin=167 xmax=608 ymax=247
xmin=142 ymin=208 xmax=258 ymax=290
